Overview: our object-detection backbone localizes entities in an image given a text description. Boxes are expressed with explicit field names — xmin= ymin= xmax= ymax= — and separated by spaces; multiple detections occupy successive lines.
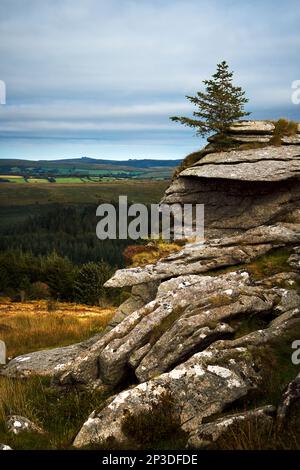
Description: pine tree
xmin=170 ymin=61 xmax=250 ymax=141
xmin=75 ymin=261 xmax=112 ymax=306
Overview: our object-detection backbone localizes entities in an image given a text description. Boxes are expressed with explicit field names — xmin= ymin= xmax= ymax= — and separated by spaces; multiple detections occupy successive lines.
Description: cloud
xmin=0 ymin=0 xmax=299 ymax=158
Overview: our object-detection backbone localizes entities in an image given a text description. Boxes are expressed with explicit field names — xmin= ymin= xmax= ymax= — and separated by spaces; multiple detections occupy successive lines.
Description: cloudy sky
xmin=0 ymin=0 xmax=299 ymax=160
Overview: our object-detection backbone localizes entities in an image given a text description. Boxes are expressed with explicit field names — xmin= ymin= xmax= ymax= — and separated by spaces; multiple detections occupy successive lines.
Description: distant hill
xmin=0 ymin=157 xmax=182 ymax=181
xmin=0 ymin=157 xmax=182 ymax=168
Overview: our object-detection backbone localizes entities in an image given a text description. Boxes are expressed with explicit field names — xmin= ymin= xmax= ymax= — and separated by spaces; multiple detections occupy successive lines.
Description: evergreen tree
xmin=170 ymin=61 xmax=250 ymax=140
xmin=42 ymin=251 xmax=77 ymax=300
xmin=75 ymin=261 xmax=112 ymax=306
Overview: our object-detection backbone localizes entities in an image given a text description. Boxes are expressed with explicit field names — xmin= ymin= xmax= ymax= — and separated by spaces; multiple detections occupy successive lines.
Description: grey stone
xmin=162 ymin=143 xmax=300 ymax=238
xmin=228 ymin=121 xmax=275 ymax=134
xmin=180 ymin=146 xmax=300 ymax=182
xmin=0 ymin=444 xmax=12 ymax=450
xmin=0 ymin=340 xmax=6 ymax=365
xmin=73 ymin=346 xmax=260 ymax=448
xmin=188 ymin=405 xmax=275 ymax=449
xmin=7 ymin=415 xmax=44 ymax=435
xmin=105 ymin=224 xmax=300 ymax=288
xmin=0 ymin=333 xmax=103 ymax=378
xmin=277 ymin=372 xmax=300 ymax=426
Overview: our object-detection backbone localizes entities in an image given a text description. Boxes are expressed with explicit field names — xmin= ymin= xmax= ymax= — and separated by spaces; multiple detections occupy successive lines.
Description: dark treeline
xmin=0 ymin=249 xmax=123 ymax=305
xmin=0 ymin=204 xmax=134 ymax=266
xmin=0 ymin=204 xmax=141 ymax=305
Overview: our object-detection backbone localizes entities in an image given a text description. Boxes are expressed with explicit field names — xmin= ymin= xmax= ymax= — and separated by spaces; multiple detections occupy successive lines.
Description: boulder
xmin=73 ymin=309 xmax=300 ymax=448
xmin=288 ymin=247 xmax=300 ymax=271
xmin=73 ymin=346 xmax=260 ymax=448
xmin=277 ymin=372 xmax=300 ymax=426
xmin=7 ymin=415 xmax=44 ymax=435
xmin=208 ymin=134 xmax=271 ymax=144
xmin=105 ymin=282 xmax=158 ymax=331
xmin=105 ymin=223 xmax=300 ymax=288
xmin=282 ymin=135 xmax=300 ymax=145
xmin=180 ymin=146 xmax=300 ymax=182
xmin=0 ymin=333 xmax=103 ymax=378
xmin=188 ymin=405 xmax=275 ymax=449
xmin=162 ymin=145 xmax=300 ymax=238
xmin=0 ymin=444 xmax=12 ymax=450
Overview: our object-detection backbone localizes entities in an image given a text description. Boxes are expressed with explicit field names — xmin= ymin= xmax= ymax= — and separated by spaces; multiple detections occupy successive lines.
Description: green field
xmin=0 ymin=180 xmax=169 ymax=230
xmin=0 ymin=157 xmax=181 ymax=181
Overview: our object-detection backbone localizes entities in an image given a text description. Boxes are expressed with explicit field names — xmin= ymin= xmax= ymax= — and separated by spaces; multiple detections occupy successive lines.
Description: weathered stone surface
xmin=282 ymin=135 xmax=300 ymax=145
xmin=0 ymin=340 xmax=6 ymax=365
xmin=188 ymin=405 xmax=275 ymax=449
xmin=277 ymin=372 xmax=300 ymax=426
xmin=0 ymin=333 xmax=103 ymax=378
xmin=0 ymin=444 xmax=12 ymax=450
xmin=228 ymin=121 xmax=275 ymax=134
xmin=288 ymin=247 xmax=300 ymax=271
xmin=73 ymin=309 xmax=300 ymax=447
xmin=135 ymin=281 xmax=278 ymax=383
xmin=56 ymin=261 xmax=299 ymax=392
xmin=105 ymin=224 xmax=300 ymax=288
xmin=7 ymin=415 xmax=44 ymax=435
xmin=208 ymin=134 xmax=271 ymax=144
xmin=73 ymin=346 xmax=260 ymax=448
xmin=105 ymin=282 xmax=158 ymax=331
xmin=180 ymin=147 xmax=300 ymax=182
xmin=162 ymin=140 xmax=300 ymax=238
xmin=100 ymin=272 xmax=254 ymax=386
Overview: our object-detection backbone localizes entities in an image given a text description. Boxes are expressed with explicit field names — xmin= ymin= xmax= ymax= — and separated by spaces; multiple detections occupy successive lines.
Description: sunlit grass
xmin=0 ymin=299 xmax=115 ymax=358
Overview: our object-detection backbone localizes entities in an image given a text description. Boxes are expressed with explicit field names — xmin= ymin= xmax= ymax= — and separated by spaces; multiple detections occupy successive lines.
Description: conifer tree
xmin=170 ymin=61 xmax=250 ymax=140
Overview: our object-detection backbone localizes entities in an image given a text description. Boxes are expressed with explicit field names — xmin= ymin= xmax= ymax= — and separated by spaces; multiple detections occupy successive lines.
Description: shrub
xmin=124 ymin=241 xmax=182 ymax=268
xmin=29 ymin=281 xmax=50 ymax=300
xmin=46 ymin=298 xmax=58 ymax=312
xmin=75 ymin=261 xmax=112 ymax=306
xmin=42 ymin=252 xmax=77 ymax=301
xmin=121 ymin=391 xmax=187 ymax=448
xmin=270 ymin=118 xmax=298 ymax=146
xmin=173 ymin=150 xmax=205 ymax=177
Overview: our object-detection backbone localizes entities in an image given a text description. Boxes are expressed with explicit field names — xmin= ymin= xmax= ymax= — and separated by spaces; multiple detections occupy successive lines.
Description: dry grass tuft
xmin=123 ymin=241 xmax=183 ymax=268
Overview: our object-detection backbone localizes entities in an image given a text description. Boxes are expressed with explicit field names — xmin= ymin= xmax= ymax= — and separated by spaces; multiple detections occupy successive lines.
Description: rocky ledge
xmin=163 ymin=120 xmax=300 ymax=239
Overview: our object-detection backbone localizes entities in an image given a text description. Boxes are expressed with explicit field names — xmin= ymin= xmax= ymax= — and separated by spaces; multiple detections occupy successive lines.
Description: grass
xmin=121 ymin=391 xmax=187 ymax=450
xmin=214 ymin=414 xmax=300 ymax=450
xmin=270 ymin=118 xmax=299 ymax=146
xmin=209 ymin=322 xmax=300 ymax=450
xmin=0 ymin=299 xmax=115 ymax=449
xmin=0 ymin=180 xmax=169 ymax=230
xmin=0 ymin=180 xmax=169 ymax=207
xmin=0 ymin=299 xmax=115 ymax=358
xmin=244 ymin=247 xmax=292 ymax=280
xmin=54 ymin=177 xmax=87 ymax=183
xmin=124 ymin=240 xmax=183 ymax=267
xmin=205 ymin=247 xmax=293 ymax=281
xmin=173 ymin=150 xmax=205 ymax=177
xmin=28 ymin=178 xmax=49 ymax=184
xmin=0 ymin=177 xmax=25 ymax=184
xmin=0 ymin=376 xmax=110 ymax=449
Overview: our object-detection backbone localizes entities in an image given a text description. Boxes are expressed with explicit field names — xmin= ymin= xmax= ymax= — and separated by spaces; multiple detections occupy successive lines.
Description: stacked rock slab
xmin=163 ymin=121 xmax=300 ymax=239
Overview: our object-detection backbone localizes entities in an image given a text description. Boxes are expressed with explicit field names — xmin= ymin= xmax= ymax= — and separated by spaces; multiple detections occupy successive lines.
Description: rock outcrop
xmin=188 ymin=405 xmax=275 ymax=449
xmin=0 ymin=333 xmax=104 ymax=378
xmin=163 ymin=121 xmax=300 ymax=238
xmin=105 ymin=223 xmax=300 ymax=288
